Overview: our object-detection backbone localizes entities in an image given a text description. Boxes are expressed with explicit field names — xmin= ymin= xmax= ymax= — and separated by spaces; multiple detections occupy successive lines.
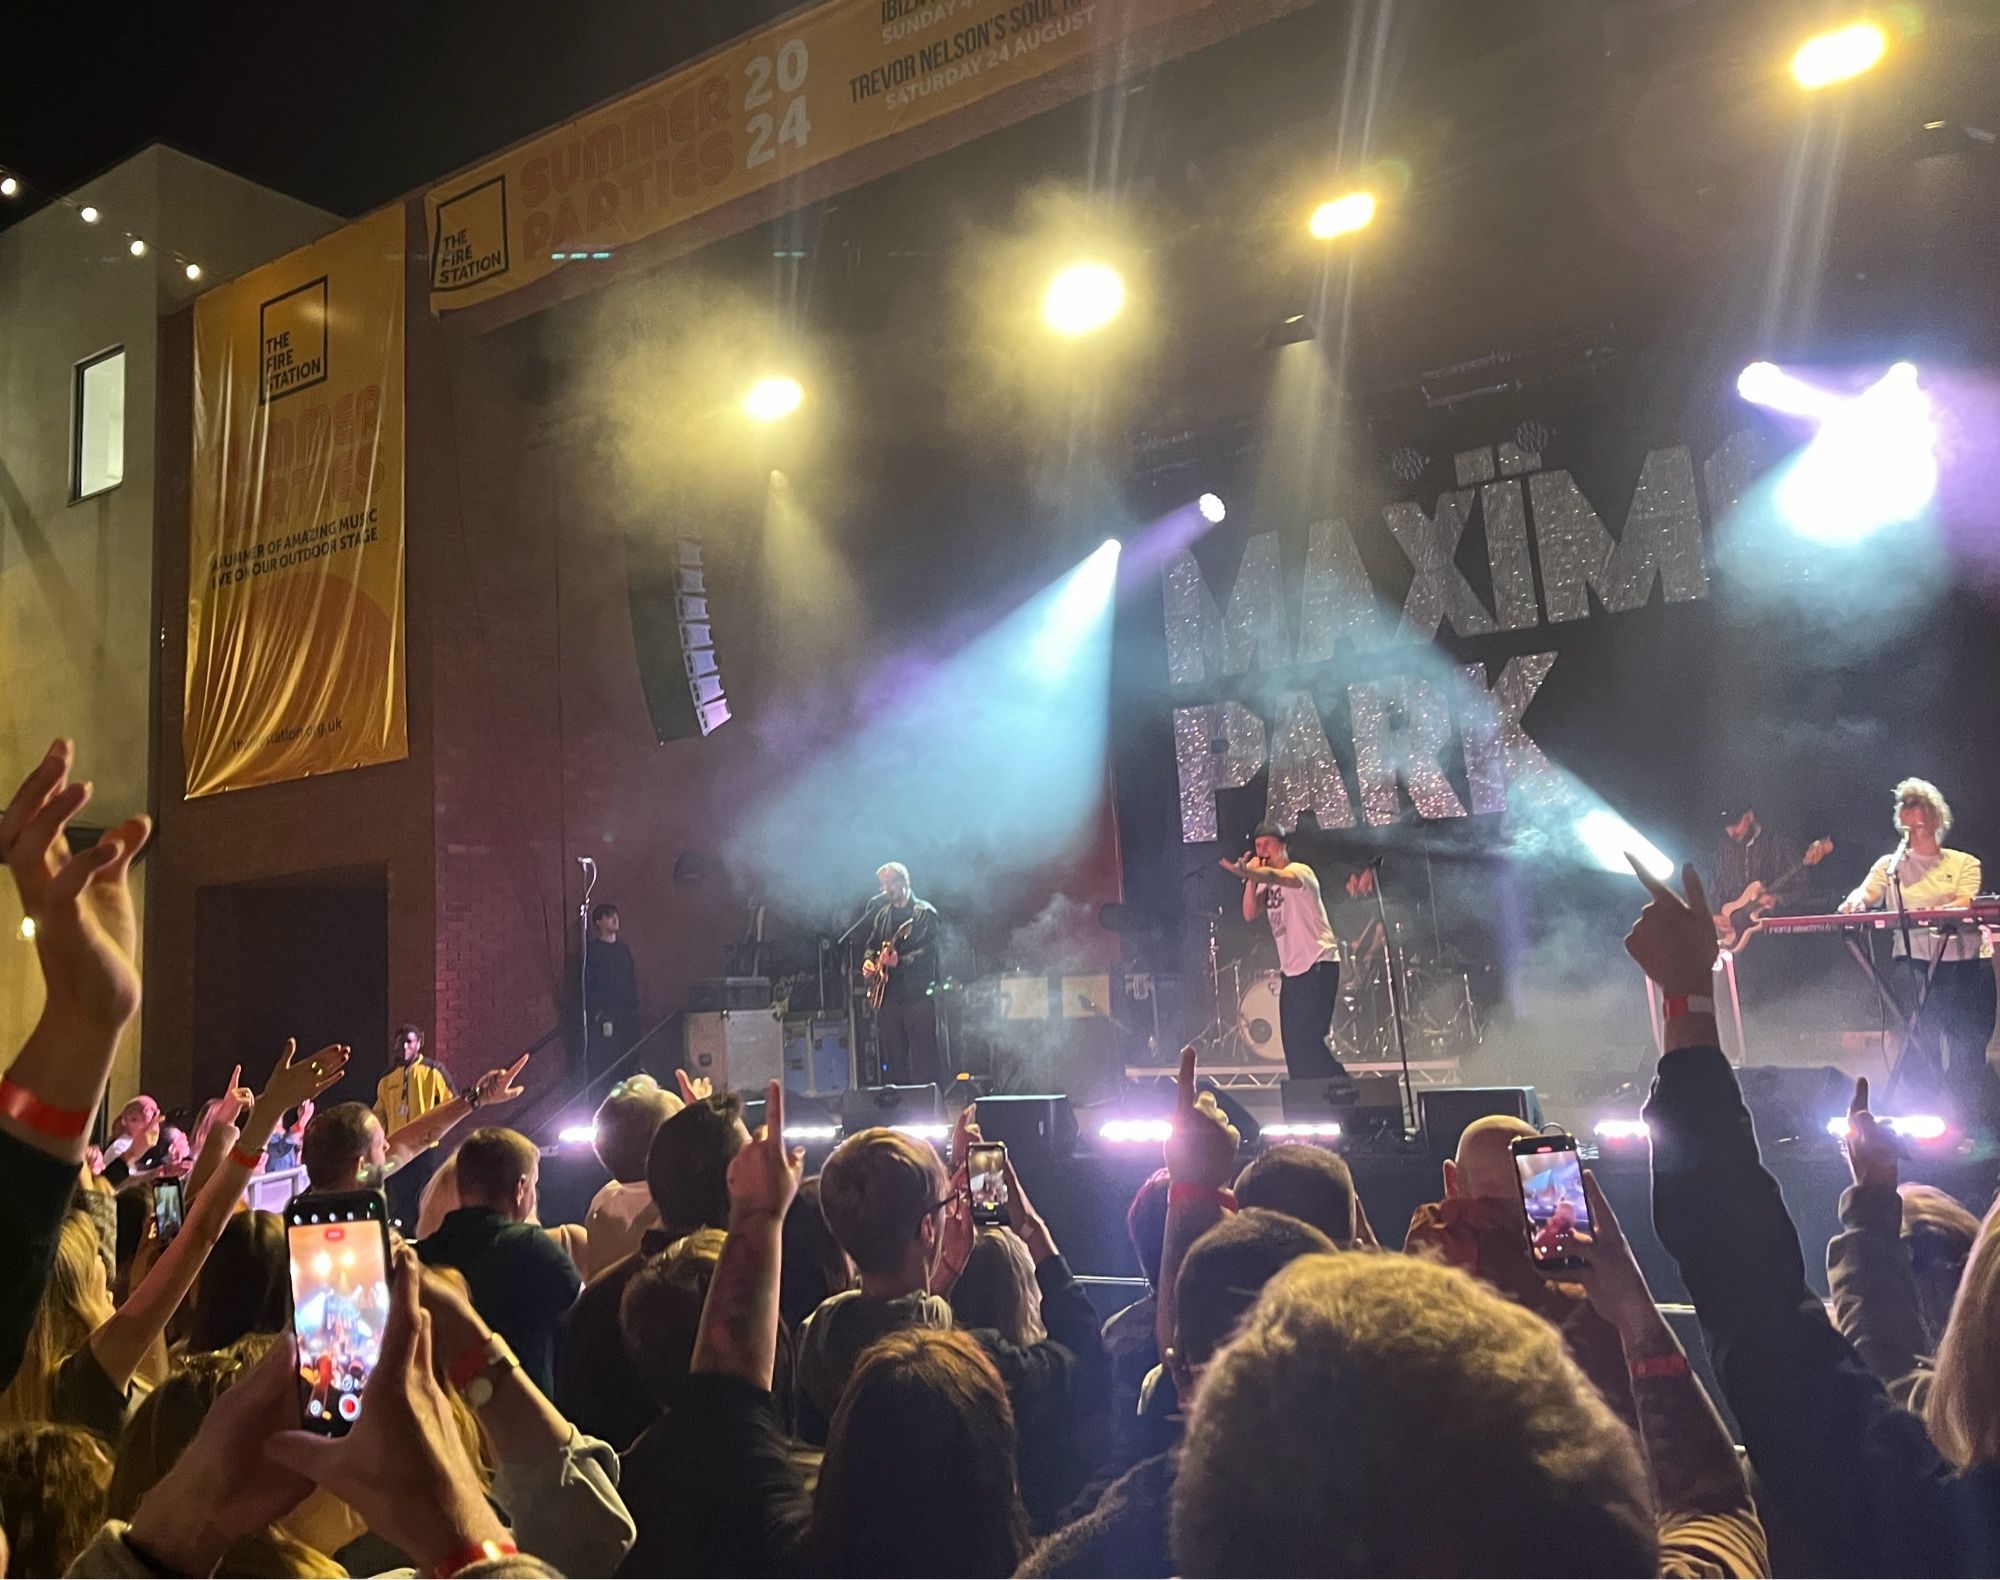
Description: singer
xmin=1839 ymin=778 xmax=1999 ymax=1124
xmin=1220 ymin=821 xmax=1350 ymax=1081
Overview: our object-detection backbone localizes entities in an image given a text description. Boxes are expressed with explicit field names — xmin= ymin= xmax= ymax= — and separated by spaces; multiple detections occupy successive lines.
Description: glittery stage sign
xmin=1166 ymin=434 xmax=1736 ymax=842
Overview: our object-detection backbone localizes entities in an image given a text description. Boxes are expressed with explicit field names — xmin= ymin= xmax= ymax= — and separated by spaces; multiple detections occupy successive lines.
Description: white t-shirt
xmin=583 ymin=1178 xmax=660 ymax=1282
xmin=1844 ymin=847 xmax=1990 ymax=962
xmin=1260 ymin=862 xmax=1341 ymax=976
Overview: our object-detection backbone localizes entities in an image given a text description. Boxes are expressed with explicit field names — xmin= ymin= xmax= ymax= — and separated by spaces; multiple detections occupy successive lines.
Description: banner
xmin=185 ymin=205 xmax=407 ymax=798
xmin=427 ymin=0 xmax=1223 ymax=311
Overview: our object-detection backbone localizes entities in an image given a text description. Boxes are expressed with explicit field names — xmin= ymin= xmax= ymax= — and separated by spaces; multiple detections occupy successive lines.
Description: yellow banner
xmin=185 ymin=205 xmax=407 ymax=798
xmin=428 ymin=0 xmax=1218 ymax=310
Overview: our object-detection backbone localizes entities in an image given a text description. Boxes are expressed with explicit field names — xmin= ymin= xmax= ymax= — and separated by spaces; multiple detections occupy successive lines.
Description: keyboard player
xmin=1839 ymin=777 xmax=1998 ymax=1125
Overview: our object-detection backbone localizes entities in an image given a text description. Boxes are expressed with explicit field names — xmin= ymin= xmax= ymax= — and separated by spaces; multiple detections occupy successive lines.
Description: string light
xmin=0 ymin=162 xmax=205 ymax=283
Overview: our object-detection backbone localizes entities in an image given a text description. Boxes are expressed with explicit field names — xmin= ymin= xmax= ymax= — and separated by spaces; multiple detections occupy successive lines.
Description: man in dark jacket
xmin=1628 ymin=860 xmax=2000 ymax=1577
xmin=415 ymin=1128 xmax=580 ymax=1395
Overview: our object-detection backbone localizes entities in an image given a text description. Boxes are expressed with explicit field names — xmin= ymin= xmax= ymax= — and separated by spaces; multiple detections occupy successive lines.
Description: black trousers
xmin=1278 ymin=960 xmax=1347 ymax=1081
xmin=876 ymin=996 xmax=941 ymax=1087
xmin=1892 ymin=956 xmax=2000 ymax=1124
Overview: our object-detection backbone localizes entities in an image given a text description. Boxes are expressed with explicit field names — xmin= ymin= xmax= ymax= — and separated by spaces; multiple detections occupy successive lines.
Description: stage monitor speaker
xmin=1282 ymin=1075 xmax=1402 ymax=1145
xmin=841 ymin=1084 xmax=942 ymax=1135
xmin=684 ymin=1008 xmax=782 ymax=1094
xmin=783 ymin=1016 xmax=851 ymax=1098
xmin=1419 ymin=1086 xmax=1545 ymax=1163
xmin=969 ymin=1094 xmax=1078 ymax=1163
xmin=628 ymin=535 xmax=731 ymax=742
xmin=1738 ymin=1065 xmax=1849 ymax=1144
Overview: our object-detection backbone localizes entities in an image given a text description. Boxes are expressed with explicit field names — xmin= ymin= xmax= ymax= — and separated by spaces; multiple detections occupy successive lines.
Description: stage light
xmin=1027 ymin=537 xmax=1121 ymax=682
xmin=1100 ymin=1118 xmax=1174 ymax=1145
xmin=1197 ymin=493 xmax=1226 ymax=524
xmin=1262 ymin=1122 xmax=1344 ymax=1140
xmin=743 ymin=375 xmax=804 ymax=422
xmin=1827 ymin=1113 xmax=1948 ymax=1142
xmin=1736 ymin=360 xmax=1843 ymax=422
xmin=15 ymin=917 xmax=34 ymax=941
xmin=1042 ymin=262 xmax=1125 ymax=336
xmin=557 ymin=1123 xmax=598 ymax=1147
xmin=1265 ymin=313 xmax=1316 ymax=349
xmin=184 ymin=262 xmax=202 ymax=281
xmin=128 ymin=238 xmax=146 ymax=257
xmin=1594 ymin=1119 xmax=1650 ymax=1143
xmin=784 ymin=1124 xmax=840 ymax=1142
xmin=1792 ymin=21 xmax=1887 ymax=89
xmin=1573 ymin=809 xmax=1674 ymax=881
xmin=79 ymin=205 xmax=100 ymax=224
xmin=1308 ymin=191 xmax=1376 ymax=240
xmin=1775 ymin=362 xmax=1935 ymax=543
xmin=0 ymin=176 xmax=18 ymax=197
xmin=892 ymin=1122 xmax=951 ymax=1143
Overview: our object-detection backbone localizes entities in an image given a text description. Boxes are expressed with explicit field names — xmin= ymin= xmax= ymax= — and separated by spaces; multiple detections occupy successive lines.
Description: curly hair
xmin=1894 ymin=777 xmax=1953 ymax=840
xmin=1174 ymin=1252 xmax=1656 ymax=1576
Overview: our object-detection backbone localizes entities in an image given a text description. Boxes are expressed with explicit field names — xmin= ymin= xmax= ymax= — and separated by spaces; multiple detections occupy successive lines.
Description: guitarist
xmin=863 ymin=861 xmax=942 ymax=1086
xmin=1712 ymin=804 xmax=1802 ymax=929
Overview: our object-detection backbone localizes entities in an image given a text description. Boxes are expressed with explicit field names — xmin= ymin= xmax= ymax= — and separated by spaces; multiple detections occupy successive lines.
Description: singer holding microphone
xmin=1221 ymin=821 xmax=1350 ymax=1081
xmin=1839 ymin=777 xmax=1999 ymax=1125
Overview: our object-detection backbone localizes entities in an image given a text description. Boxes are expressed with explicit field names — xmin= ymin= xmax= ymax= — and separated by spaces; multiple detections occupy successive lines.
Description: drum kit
xmin=1190 ymin=911 xmax=1485 ymax=1069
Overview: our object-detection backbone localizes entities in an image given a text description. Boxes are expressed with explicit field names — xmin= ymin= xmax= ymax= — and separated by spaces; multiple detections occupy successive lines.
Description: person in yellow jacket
xmin=375 ymin=1023 xmax=454 ymax=1225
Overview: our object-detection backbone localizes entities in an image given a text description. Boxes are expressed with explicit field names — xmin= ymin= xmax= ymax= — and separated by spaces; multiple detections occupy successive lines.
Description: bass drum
xmin=1237 ymin=971 xmax=1286 ymax=1061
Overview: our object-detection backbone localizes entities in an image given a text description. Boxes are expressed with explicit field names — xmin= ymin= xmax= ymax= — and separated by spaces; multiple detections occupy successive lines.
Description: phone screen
xmin=152 ymin=1180 xmax=184 ymax=1244
xmin=1513 ymin=1137 xmax=1594 ymax=1268
xmin=285 ymin=1192 xmax=392 ymax=1435
xmin=968 ymin=1142 xmax=1008 ymax=1227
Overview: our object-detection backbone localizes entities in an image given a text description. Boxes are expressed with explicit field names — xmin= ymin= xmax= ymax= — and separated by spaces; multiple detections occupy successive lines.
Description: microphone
xmin=1364 ymin=854 xmax=1387 ymax=870
xmin=577 ymin=856 xmax=597 ymax=871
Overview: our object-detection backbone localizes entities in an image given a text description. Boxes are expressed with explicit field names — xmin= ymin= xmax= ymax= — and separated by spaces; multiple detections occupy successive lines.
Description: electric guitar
xmin=1714 ymin=838 xmax=1834 ymax=954
xmin=863 ymin=918 xmax=916 ymax=1013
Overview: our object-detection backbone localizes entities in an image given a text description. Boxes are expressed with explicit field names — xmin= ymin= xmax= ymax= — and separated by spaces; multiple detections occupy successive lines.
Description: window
xmin=73 ymin=347 xmax=125 ymax=501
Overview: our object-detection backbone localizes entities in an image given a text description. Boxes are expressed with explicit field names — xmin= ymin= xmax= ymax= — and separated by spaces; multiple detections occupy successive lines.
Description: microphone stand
xmin=1367 ymin=860 xmax=1419 ymax=1142
xmin=577 ymin=857 xmax=598 ymax=1088
xmin=837 ymin=900 xmax=885 ymax=1091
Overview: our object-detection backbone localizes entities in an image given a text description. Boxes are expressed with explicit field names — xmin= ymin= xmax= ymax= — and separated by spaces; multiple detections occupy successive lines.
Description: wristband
xmin=1630 ymin=1351 xmax=1691 ymax=1380
xmin=0 ymin=1078 xmax=95 ymax=1141
xmin=1661 ymin=994 xmax=1714 ymax=1021
xmin=1168 ymin=1183 xmax=1237 ymax=1210
xmin=446 ymin=1331 xmax=511 ymax=1392
xmin=428 ymin=1538 xmax=519 ymax=1578
xmin=228 ymin=1142 xmax=264 ymax=1170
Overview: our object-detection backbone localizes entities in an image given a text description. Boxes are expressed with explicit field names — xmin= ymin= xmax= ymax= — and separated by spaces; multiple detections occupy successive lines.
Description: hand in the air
xmin=726 ymin=1080 xmax=804 ymax=1222
xmin=1 ymin=740 xmax=151 ymax=1030
xmin=676 ymin=1068 xmax=714 ymax=1105
xmin=473 ymin=1053 xmax=531 ymax=1106
xmin=258 ymin=1039 xmax=352 ymax=1120
xmin=1843 ymin=1076 xmax=1901 ymax=1191
xmin=1623 ymin=861 xmax=1718 ymax=997
xmin=1164 ymin=1044 xmax=1240 ymax=1191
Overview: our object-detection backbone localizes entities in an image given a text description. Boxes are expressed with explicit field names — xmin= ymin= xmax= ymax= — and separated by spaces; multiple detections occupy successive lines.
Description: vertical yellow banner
xmin=185 ymin=206 xmax=407 ymax=798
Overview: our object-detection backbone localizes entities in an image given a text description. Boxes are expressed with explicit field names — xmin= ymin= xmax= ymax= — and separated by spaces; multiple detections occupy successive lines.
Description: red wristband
xmin=0 ymin=1078 xmax=95 ymax=1141
xmin=1630 ymin=1351 xmax=1691 ymax=1380
xmin=447 ymin=1333 xmax=503 ymax=1392
xmin=1661 ymin=995 xmax=1715 ymax=1021
xmin=428 ymin=1539 xmax=518 ymax=1578
xmin=228 ymin=1142 xmax=264 ymax=1170
xmin=1168 ymin=1183 xmax=1237 ymax=1210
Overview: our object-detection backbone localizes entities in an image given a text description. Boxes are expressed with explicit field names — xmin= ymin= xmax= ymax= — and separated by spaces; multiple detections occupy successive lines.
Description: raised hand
xmin=1543 ymin=1170 xmax=1656 ymax=1332
xmin=1843 ymin=1076 xmax=1901 ymax=1191
xmin=726 ymin=1079 xmax=804 ymax=1222
xmin=950 ymin=1101 xmax=985 ymax=1175
xmin=1164 ymin=1043 xmax=1240 ymax=1191
xmin=676 ymin=1068 xmax=714 ymax=1106
xmin=1 ymin=739 xmax=150 ymax=1030
xmin=257 ymin=1039 xmax=352 ymax=1121
xmin=1623 ymin=860 xmax=1718 ymax=997
xmin=932 ymin=1163 xmax=974 ymax=1293
xmin=473 ymin=1052 xmax=531 ymax=1106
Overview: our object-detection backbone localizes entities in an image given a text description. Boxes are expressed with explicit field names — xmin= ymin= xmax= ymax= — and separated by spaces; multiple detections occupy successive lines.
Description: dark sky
xmin=0 ymin=0 xmax=797 ymax=226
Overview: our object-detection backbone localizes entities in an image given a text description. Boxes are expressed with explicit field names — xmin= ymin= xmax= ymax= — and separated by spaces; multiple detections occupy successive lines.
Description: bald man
xmin=1405 ymin=1115 xmax=1635 ymax=1425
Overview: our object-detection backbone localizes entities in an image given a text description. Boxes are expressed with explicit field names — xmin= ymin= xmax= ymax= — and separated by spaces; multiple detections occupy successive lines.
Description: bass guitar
xmin=1714 ymin=837 xmax=1834 ymax=954
xmin=863 ymin=918 xmax=916 ymax=1013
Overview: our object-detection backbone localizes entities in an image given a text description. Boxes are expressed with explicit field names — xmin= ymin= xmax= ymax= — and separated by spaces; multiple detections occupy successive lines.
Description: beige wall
xmin=0 ymin=146 xmax=334 ymax=1105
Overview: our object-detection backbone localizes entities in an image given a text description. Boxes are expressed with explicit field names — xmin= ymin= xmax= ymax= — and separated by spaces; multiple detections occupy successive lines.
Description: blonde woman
xmin=1840 ymin=778 xmax=1999 ymax=1125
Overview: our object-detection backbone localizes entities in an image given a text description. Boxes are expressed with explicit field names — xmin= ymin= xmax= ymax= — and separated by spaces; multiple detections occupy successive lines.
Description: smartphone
xmin=1512 ymin=1133 xmax=1593 ymax=1271
xmin=968 ymin=1141 xmax=1009 ymax=1228
xmin=151 ymin=1179 xmax=184 ymax=1245
xmin=285 ymin=1190 xmax=393 ymax=1435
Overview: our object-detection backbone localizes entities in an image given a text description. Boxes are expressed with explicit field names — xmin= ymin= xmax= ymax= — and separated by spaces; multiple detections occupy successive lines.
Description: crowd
xmin=5 ymin=739 xmax=2000 ymax=1577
